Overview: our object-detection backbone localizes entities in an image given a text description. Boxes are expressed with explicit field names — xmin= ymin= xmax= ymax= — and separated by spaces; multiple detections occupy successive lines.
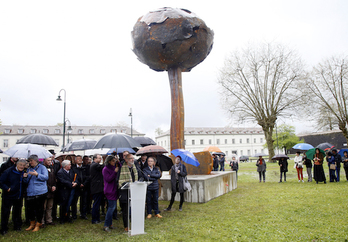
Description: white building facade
xmin=155 ymin=127 xmax=267 ymax=160
xmin=0 ymin=125 xmax=144 ymax=163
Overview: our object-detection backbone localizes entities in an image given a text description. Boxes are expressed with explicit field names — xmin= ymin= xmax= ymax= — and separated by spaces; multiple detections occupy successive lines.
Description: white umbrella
xmin=4 ymin=144 xmax=52 ymax=159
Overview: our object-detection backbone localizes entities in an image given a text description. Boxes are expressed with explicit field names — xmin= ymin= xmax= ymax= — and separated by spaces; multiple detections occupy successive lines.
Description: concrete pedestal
xmin=159 ymin=171 xmax=237 ymax=203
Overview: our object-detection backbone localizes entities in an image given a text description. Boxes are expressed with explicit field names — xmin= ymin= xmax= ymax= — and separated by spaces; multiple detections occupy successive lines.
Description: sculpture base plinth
xmin=159 ymin=171 xmax=237 ymax=203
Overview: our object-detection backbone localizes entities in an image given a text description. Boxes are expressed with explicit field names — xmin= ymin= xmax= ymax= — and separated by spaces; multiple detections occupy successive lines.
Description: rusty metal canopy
xmin=131 ymin=7 xmax=214 ymax=72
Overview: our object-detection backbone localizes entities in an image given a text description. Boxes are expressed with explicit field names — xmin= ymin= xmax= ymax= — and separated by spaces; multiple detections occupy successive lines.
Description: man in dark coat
xmin=42 ymin=157 xmax=56 ymax=227
xmin=71 ymin=155 xmax=90 ymax=220
xmin=219 ymin=154 xmax=226 ymax=171
xmin=0 ymin=158 xmax=27 ymax=235
xmin=48 ymin=149 xmax=60 ymax=220
xmin=56 ymin=160 xmax=79 ymax=224
xmin=0 ymin=157 xmax=18 ymax=177
xmin=278 ymin=157 xmax=288 ymax=182
xmin=90 ymin=154 xmax=104 ymax=224
xmin=212 ymin=154 xmax=219 ymax=171
xmin=332 ymin=149 xmax=342 ymax=182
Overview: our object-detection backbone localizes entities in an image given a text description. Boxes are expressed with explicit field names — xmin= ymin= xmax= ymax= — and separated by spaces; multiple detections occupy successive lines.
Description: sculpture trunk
xmin=168 ymin=67 xmax=185 ymax=151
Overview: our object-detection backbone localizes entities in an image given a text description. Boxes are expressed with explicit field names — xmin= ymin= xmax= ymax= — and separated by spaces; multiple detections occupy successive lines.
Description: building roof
xmin=0 ymin=125 xmax=145 ymax=136
xmin=156 ymin=127 xmax=264 ymax=138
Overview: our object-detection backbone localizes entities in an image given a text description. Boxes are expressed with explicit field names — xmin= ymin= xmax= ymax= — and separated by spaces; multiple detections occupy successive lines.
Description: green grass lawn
xmin=3 ymin=161 xmax=348 ymax=242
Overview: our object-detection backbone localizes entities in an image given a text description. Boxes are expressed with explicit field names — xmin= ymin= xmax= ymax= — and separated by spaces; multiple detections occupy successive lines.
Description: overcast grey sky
xmin=1 ymin=0 xmax=347 ymax=139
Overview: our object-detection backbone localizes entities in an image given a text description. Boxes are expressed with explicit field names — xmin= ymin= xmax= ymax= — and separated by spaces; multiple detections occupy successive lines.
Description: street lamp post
xmin=65 ymin=118 xmax=73 ymax=144
xmin=56 ymin=89 xmax=67 ymax=149
xmin=129 ymin=108 xmax=133 ymax=137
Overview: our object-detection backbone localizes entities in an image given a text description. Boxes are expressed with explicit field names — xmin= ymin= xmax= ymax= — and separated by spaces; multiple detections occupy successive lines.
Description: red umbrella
xmin=135 ymin=145 xmax=168 ymax=155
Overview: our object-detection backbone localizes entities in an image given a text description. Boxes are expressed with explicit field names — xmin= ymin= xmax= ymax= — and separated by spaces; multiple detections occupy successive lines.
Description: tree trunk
xmin=339 ymin=121 xmax=348 ymax=148
xmin=263 ymin=125 xmax=275 ymax=161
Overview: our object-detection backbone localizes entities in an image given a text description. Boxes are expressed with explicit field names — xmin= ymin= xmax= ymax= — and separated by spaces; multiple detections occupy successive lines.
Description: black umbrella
xmin=17 ymin=133 xmax=58 ymax=146
xmin=0 ymin=148 xmax=3 ymax=153
xmin=133 ymin=136 xmax=156 ymax=147
xmin=271 ymin=154 xmax=289 ymax=160
xmin=62 ymin=139 xmax=97 ymax=152
xmin=93 ymin=133 xmax=141 ymax=149
xmin=155 ymin=154 xmax=173 ymax=171
xmin=316 ymin=142 xmax=335 ymax=151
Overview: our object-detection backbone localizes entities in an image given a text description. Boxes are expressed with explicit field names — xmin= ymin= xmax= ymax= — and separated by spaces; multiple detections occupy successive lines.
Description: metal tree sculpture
xmin=132 ymin=7 xmax=214 ymax=151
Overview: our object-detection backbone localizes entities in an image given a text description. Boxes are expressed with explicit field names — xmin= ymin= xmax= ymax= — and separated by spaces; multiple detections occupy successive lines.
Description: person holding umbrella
xmin=278 ymin=157 xmax=288 ymax=182
xmin=313 ymin=148 xmax=326 ymax=184
xmin=331 ymin=149 xmax=342 ymax=182
xmin=164 ymin=156 xmax=187 ymax=211
xmin=256 ymin=155 xmax=266 ymax=182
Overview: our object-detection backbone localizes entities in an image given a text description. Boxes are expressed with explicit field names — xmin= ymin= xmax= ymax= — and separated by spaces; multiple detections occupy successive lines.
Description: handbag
xmin=330 ymin=163 xmax=336 ymax=170
xmin=183 ymin=176 xmax=192 ymax=192
xmin=297 ymin=162 xmax=303 ymax=168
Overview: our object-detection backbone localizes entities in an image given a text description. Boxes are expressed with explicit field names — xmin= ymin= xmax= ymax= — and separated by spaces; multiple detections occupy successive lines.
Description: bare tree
xmin=305 ymin=56 xmax=348 ymax=142
xmin=218 ymin=43 xmax=305 ymax=158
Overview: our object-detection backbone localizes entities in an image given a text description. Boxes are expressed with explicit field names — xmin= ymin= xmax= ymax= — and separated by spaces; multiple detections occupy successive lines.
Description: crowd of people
xmin=0 ymin=150 xmax=188 ymax=235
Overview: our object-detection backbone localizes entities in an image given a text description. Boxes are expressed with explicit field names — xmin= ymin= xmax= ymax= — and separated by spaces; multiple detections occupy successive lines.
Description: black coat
xmin=278 ymin=158 xmax=288 ymax=172
xmin=0 ymin=166 xmax=25 ymax=199
xmin=90 ymin=162 xmax=104 ymax=195
xmin=0 ymin=158 xmax=15 ymax=177
xmin=170 ymin=163 xmax=187 ymax=194
xmin=213 ymin=157 xmax=219 ymax=169
xmin=56 ymin=168 xmax=79 ymax=203
xmin=72 ymin=164 xmax=90 ymax=188
xmin=143 ymin=166 xmax=161 ymax=190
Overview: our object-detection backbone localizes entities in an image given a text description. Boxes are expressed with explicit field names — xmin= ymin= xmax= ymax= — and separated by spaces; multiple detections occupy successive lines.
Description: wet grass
xmin=2 ymin=161 xmax=348 ymax=241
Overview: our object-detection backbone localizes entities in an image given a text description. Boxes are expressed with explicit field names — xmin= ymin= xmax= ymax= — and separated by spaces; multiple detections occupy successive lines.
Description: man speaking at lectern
xmin=118 ymin=154 xmax=139 ymax=232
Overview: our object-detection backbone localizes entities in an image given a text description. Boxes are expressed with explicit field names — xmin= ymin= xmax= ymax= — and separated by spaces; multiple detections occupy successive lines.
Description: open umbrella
xmin=316 ymin=143 xmax=335 ymax=151
xmin=84 ymin=148 xmax=110 ymax=156
xmin=17 ymin=133 xmax=58 ymax=146
xmin=338 ymin=148 xmax=348 ymax=157
xmin=107 ymin=147 xmax=136 ymax=155
xmin=203 ymin=146 xmax=222 ymax=153
xmin=62 ymin=139 xmax=97 ymax=152
xmin=239 ymin=155 xmax=249 ymax=161
xmin=0 ymin=148 xmax=3 ymax=153
xmin=253 ymin=152 xmax=268 ymax=157
xmin=4 ymin=144 xmax=52 ymax=159
xmin=292 ymin=143 xmax=314 ymax=150
xmin=93 ymin=133 xmax=141 ymax=149
xmin=305 ymin=148 xmax=326 ymax=160
xmin=133 ymin=137 xmax=156 ymax=147
xmin=136 ymin=145 xmax=168 ymax=156
xmin=171 ymin=149 xmax=200 ymax=167
xmin=271 ymin=154 xmax=289 ymax=160
xmin=155 ymin=154 xmax=173 ymax=171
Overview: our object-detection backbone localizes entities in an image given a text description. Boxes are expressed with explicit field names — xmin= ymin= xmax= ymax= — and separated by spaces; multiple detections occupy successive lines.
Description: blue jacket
xmin=0 ymin=166 xmax=25 ymax=199
xmin=143 ymin=166 xmax=161 ymax=190
xmin=27 ymin=163 xmax=48 ymax=197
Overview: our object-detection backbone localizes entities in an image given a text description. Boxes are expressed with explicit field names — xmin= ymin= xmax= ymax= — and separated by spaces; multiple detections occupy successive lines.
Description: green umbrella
xmin=305 ymin=148 xmax=326 ymax=160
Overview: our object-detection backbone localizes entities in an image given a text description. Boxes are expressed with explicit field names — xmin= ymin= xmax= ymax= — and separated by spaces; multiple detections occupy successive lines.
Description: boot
xmin=32 ymin=222 xmax=42 ymax=232
xmin=25 ymin=221 xmax=36 ymax=231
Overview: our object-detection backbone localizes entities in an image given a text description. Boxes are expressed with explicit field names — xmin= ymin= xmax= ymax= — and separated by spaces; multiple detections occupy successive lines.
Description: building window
xmin=261 ymin=149 xmax=264 ymax=153
xmin=225 ymin=139 xmax=227 ymax=144
xmin=100 ymin=129 xmax=106 ymax=134
xmin=55 ymin=139 xmax=59 ymax=146
xmin=232 ymin=150 xmax=237 ymax=155
xmin=78 ymin=129 xmax=84 ymax=134
xmin=240 ymin=150 xmax=243 ymax=156
xmin=18 ymin=129 xmax=24 ymax=134
xmin=3 ymin=157 xmax=7 ymax=162
xmin=184 ymin=140 xmax=186 ymax=146
xmin=232 ymin=139 xmax=235 ymax=144
xmin=89 ymin=129 xmax=95 ymax=134
xmin=55 ymin=129 xmax=60 ymax=134
xmin=4 ymin=129 xmax=11 ymax=134
xmin=209 ymin=139 xmax=212 ymax=145
xmin=260 ymin=138 xmax=263 ymax=143
xmin=225 ymin=151 xmax=228 ymax=156
xmin=247 ymin=150 xmax=251 ymax=155
xmin=216 ymin=139 xmax=220 ymax=145
xmin=192 ymin=140 xmax=195 ymax=145
xmin=3 ymin=139 xmax=9 ymax=148
xmin=111 ymin=129 xmax=116 ymax=133
xmin=30 ymin=129 xmax=36 ymax=134
xmin=255 ymin=149 xmax=257 ymax=154
xmin=200 ymin=139 xmax=204 ymax=145
xmin=43 ymin=129 xmax=49 ymax=134
xmin=240 ymin=139 xmax=242 ymax=144
xmin=247 ymin=138 xmax=250 ymax=144
xmin=254 ymin=138 xmax=256 ymax=143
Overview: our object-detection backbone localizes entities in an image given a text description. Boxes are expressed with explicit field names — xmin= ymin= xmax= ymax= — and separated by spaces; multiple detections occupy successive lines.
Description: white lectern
xmin=121 ymin=181 xmax=151 ymax=236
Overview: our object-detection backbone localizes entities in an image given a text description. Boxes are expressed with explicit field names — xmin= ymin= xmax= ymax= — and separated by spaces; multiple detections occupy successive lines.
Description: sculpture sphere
xmin=131 ymin=7 xmax=214 ymax=72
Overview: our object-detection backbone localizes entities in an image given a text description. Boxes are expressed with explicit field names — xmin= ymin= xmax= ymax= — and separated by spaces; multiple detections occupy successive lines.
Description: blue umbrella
xmin=292 ymin=143 xmax=314 ymax=150
xmin=171 ymin=149 xmax=200 ymax=167
xmin=338 ymin=148 xmax=348 ymax=157
xmin=107 ymin=147 xmax=136 ymax=155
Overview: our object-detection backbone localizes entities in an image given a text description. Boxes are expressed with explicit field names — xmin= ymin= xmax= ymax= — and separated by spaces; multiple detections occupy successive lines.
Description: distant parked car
xmin=239 ymin=156 xmax=249 ymax=162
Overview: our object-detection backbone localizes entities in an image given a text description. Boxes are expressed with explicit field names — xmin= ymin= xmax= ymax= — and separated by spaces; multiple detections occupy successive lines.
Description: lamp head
xmin=56 ymin=95 xmax=62 ymax=101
